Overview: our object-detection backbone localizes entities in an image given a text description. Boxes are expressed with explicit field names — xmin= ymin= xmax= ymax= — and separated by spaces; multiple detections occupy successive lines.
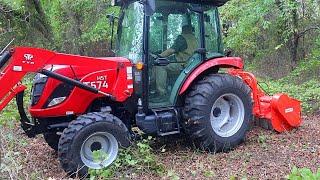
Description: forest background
xmin=0 ymin=0 xmax=319 ymax=179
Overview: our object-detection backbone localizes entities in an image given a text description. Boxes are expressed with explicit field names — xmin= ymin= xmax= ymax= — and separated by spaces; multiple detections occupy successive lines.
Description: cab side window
xmin=204 ymin=8 xmax=223 ymax=59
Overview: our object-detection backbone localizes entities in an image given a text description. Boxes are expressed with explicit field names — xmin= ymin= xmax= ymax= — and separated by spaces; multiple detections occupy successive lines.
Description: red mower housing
xmin=228 ymin=69 xmax=302 ymax=132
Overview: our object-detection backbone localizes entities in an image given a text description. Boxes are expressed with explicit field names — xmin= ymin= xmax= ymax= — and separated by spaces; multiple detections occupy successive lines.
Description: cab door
xmin=148 ymin=1 xmax=202 ymax=108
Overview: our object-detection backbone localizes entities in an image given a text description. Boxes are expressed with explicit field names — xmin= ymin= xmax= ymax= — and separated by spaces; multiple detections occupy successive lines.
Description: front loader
xmin=0 ymin=0 xmax=301 ymax=177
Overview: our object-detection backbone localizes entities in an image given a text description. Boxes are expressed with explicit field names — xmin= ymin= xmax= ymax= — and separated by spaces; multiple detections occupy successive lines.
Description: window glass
xmin=204 ymin=7 xmax=223 ymax=58
xmin=116 ymin=2 xmax=144 ymax=63
xmin=149 ymin=13 xmax=164 ymax=53
xmin=148 ymin=1 xmax=201 ymax=107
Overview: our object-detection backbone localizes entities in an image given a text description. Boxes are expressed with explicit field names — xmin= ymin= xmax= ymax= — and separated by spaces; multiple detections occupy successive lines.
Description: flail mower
xmin=0 ymin=0 xmax=301 ymax=177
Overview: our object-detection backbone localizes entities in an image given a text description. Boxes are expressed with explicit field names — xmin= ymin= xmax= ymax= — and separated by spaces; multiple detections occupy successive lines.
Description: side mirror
xmin=224 ymin=49 xmax=233 ymax=57
xmin=106 ymin=14 xmax=118 ymax=51
xmin=145 ymin=0 xmax=155 ymax=16
xmin=204 ymin=14 xmax=211 ymax=22
xmin=106 ymin=14 xmax=118 ymax=23
xmin=154 ymin=57 xmax=170 ymax=66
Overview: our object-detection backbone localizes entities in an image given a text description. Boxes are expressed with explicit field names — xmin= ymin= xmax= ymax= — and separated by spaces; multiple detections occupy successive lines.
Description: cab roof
xmin=113 ymin=0 xmax=229 ymax=7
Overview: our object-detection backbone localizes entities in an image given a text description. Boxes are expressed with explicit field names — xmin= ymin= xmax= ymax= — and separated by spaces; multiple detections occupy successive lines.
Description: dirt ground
xmin=1 ymin=114 xmax=319 ymax=179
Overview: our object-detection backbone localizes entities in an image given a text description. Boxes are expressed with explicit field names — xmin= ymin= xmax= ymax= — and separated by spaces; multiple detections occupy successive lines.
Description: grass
xmin=0 ymin=102 xmax=20 ymax=126
xmin=0 ymin=124 xmax=45 ymax=179
xmin=0 ymin=75 xmax=38 ymax=179
xmin=254 ymin=58 xmax=320 ymax=114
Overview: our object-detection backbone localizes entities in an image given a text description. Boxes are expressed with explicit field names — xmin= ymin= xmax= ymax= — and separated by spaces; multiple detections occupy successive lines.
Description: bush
xmin=89 ymin=137 xmax=166 ymax=179
xmin=259 ymin=58 xmax=320 ymax=114
xmin=287 ymin=166 xmax=320 ymax=180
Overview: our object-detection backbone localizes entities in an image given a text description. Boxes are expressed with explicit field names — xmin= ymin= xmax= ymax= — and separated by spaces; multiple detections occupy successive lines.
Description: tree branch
xmin=297 ymin=26 xmax=320 ymax=39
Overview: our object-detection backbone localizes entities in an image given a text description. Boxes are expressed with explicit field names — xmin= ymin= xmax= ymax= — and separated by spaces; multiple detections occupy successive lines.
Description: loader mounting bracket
xmin=16 ymin=91 xmax=37 ymax=137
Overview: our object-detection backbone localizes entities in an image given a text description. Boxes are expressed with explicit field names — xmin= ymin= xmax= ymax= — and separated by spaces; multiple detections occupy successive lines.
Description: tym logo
xmin=24 ymin=54 xmax=33 ymax=61
xmin=22 ymin=54 xmax=35 ymax=65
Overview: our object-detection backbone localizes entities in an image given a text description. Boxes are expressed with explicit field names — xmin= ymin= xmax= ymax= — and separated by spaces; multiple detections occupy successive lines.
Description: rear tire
xmin=58 ymin=112 xmax=131 ymax=178
xmin=184 ymin=73 xmax=253 ymax=152
xmin=43 ymin=132 xmax=60 ymax=151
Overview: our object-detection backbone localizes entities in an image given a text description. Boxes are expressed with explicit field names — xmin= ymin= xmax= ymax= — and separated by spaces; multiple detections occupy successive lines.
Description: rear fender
xmin=179 ymin=57 xmax=244 ymax=95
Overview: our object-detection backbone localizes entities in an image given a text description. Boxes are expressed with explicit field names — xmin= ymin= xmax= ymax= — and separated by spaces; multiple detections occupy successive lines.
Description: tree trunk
xmin=65 ymin=9 xmax=85 ymax=55
xmin=24 ymin=0 xmax=56 ymax=48
xmin=289 ymin=0 xmax=299 ymax=69
xmin=74 ymin=14 xmax=85 ymax=55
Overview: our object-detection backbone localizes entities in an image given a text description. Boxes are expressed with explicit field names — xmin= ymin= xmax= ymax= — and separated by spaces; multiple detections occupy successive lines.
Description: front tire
xmin=43 ymin=132 xmax=60 ymax=151
xmin=58 ymin=112 xmax=131 ymax=177
xmin=184 ymin=74 xmax=253 ymax=152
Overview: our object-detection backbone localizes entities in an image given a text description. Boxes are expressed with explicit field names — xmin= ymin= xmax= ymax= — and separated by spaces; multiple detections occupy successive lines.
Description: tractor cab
xmin=114 ymin=0 xmax=224 ymax=108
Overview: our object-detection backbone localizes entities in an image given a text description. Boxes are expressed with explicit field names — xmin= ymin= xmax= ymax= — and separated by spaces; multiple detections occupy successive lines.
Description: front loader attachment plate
xmin=228 ymin=69 xmax=302 ymax=132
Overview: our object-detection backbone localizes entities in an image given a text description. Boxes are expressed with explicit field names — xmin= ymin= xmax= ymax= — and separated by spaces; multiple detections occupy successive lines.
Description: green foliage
xmin=167 ymin=170 xmax=180 ymax=180
xmin=203 ymin=170 xmax=215 ymax=178
xmin=257 ymin=135 xmax=267 ymax=144
xmin=89 ymin=137 xmax=166 ymax=179
xmin=266 ymin=79 xmax=320 ymax=113
xmin=261 ymin=58 xmax=320 ymax=113
xmin=221 ymin=0 xmax=275 ymax=56
xmin=0 ymin=102 xmax=19 ymax=126
xmin=287 ymin=166 xmax=320 ymax=180
xmin=221 ymin=0 xmax=320 ymax=77
xmin=1 ymin=0 xmax=118 ymax=55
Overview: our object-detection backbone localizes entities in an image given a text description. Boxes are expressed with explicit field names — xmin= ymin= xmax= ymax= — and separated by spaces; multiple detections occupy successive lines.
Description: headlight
xmin=48 ymin=97 xmax=66 ymax=107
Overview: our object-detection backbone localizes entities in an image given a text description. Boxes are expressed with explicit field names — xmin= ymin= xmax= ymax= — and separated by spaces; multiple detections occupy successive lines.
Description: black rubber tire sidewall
xmin=201 ymin=83 xmax=252 ymax=150
xmin=184 ymin=74 xmax=253 ymax=152
xmin=58 ymin=113 xmax=131 ymax=178
xmin=70 ymin=121 xmax=129 ymax=171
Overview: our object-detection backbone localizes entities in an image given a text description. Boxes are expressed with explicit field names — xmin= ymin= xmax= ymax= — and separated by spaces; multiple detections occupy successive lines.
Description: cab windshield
xmin=116 ymin=2 xmax=144 ymax=63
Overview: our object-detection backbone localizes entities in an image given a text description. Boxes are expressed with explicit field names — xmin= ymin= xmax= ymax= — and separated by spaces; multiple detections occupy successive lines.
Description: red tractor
xmin=0 ymin=0 xmax=301 ymax=177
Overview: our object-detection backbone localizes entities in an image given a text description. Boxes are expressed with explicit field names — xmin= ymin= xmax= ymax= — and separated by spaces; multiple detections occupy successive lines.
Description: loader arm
xmin=0 ymin=48 xmax=56 ymax=111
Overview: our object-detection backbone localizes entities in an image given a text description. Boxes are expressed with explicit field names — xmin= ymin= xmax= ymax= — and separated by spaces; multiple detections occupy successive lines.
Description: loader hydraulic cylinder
xmin=0 ymin=51 xmax=11 ymax=69
xmin=40 ymin=69 xmax=112 ymax=98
